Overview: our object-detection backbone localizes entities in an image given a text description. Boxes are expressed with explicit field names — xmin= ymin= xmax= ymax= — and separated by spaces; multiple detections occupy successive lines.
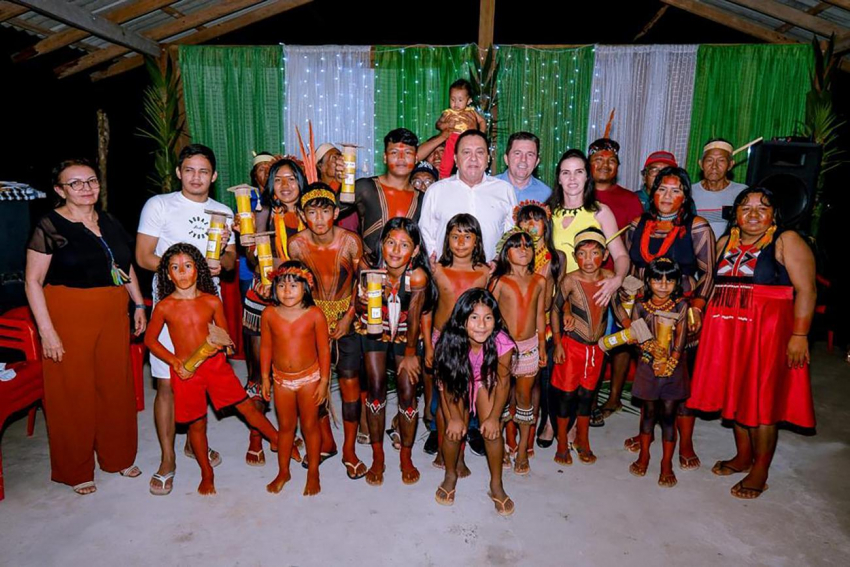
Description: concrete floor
xmin=1 ymin=343 xmax=848 ymax=567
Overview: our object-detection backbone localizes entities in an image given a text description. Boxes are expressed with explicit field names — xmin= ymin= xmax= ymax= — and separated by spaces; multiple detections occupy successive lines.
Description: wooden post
xmin=97 ymin=109 xmax=109 ymax=211
xmin=478 ymin=0 xmax=495 ymax=58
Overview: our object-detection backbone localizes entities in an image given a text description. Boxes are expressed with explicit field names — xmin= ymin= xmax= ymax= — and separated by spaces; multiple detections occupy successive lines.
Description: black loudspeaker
xmin=745 ymin=139 xmax=822 ymax=228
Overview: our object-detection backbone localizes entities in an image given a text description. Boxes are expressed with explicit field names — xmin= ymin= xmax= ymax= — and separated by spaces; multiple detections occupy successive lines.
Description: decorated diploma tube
xmin=204 ymin=209 xmax=232 ymax=270
xmin=183 ymin=324 xmax=235 ymax=372
xmin=340 ymin=143 xmax=358 ymax=204
xmin=620 ymin=275 xmax=645 ymax=316
xmin=228 ymin=185 xmax=256 ymax=246
xmin=598 ymin=318 xmax=652 ymax=352
xmin=254 ymin=231 xmax=275 ymax=286
xmin=654 ymin=311 xmax=679 ymax=356
xmin=360 ymin=269 xmax=386 ymax=335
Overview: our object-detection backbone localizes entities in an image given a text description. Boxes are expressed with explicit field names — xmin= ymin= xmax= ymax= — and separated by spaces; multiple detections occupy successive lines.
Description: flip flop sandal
xmin=73 ymin=481 xmax=97 ymax=495
xmin=488 ymin=492 xmax=516 ymax=517
xmin=435 ymin=486 xmax=456 ymax=506
xmin=600 ymin=405 xmax=623 ymax=419
xmin=343 ymin=459 xmax=368 ymax=480
xmin=553 ymin=451 xmax=572 ymax=466
xmin=629 ymin=461 xmax=648 ymax=477
xmin=386 ymin=428 xmax=401 ymax=451
xmin=149 ymin=471 xmax=175 ymax=496
xmin=184 ymin=446 xmax=222 ymax=468
xmin=679 ymin=455 xmax=701 ymax=471
xmin=731 ymin=480 xmax=769 ymax=499
xmin=301 ymin=449 xmax=339 ymax=469
xmin=401 ymin=465 xmax=421 ymax=485
xmin=513 ymin=459 xmax=531 ymax=476
xmin=712 ymin=460 xmax=750 ymax=476
xmin=119 ymin=465 xmax=142 ymax=478
xmin=246 ymin=449 xmax=266 ymax=467
xmin=356 ymin=432 xmax=370 ymax=445
xmin=658 ymin=473 xmax=678 ymax=488
xmin=365 ymin=464 xmax=386 ymax=486
xmin=623 ymin=436 xmax=641 ymax=453
xmin=589 ymin=408 xmax=605 ymax=428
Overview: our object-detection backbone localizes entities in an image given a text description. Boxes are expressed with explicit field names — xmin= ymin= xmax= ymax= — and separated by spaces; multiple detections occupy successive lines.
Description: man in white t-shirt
xmin=136 ymin=144 xmax=235 ymax=495
xmin=691 ymin=138 xmax=748 ymax=238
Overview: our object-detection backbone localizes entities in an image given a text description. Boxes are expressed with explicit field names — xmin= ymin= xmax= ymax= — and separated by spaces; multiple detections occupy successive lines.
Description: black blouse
xmin=28 ymin=210 xmax=134 ymax=289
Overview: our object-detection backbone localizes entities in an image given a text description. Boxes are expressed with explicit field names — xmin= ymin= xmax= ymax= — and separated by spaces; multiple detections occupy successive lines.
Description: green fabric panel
xmin=373 ymin=45 xmax=479 ymax=169
xmin=686 ymin=44 xmax=813 ymax=184
xmin=179 ymin=45 xmax=284 ymax=209
xmin=494 ymin=45 xmax=595 ymax=187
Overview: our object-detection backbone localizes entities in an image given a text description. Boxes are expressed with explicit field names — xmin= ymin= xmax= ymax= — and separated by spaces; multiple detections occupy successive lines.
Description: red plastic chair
xmin=0 ymin=306 xmax=44 ymax=501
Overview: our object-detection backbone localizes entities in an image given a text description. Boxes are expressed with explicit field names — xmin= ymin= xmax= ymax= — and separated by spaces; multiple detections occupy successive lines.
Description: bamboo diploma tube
xmin=598 ymin=319 xmax=652 ymax=351
xmin=340 ymin=143 xmax=357 ymax=204
xmin=362 ymin=270 xmax=385 ymax=335
xmin=254 ymin=232 xmax=275 ymax=286
xmin=204 ymin=210 xmax=232 ymax=269
xmin=183 ymin=324 xmax=235 ymax=372
xmin=655 ymin=312 xmax=678 ymax=355
xmin=229 ymin=185 xmax=256 ymax=246
xmin=621 ymin=275 xmax=644 ymax=316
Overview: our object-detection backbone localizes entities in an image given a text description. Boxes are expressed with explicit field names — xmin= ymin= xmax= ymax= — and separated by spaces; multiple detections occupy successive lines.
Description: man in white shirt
xmin=136 ymin=144 xmax=236 ymax=496
xmin=691 ymin=138 xmax=748 ymax=238
xmin=420 ymin=130 xmax=517 ymax=261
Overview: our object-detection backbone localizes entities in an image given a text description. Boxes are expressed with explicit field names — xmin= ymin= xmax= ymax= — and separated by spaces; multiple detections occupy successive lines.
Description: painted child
xmin=489 ymin=229 xmax=547 ymax=475
xmin=355 ymin=217 xmax=435 ymax=486
xmin=550 ymin=228 xmax=613 ymax=465
xmin=622 ymin=258 xmax=689 ymax=488
xmin=435 ymin=78 xmax=487 ymax=179
xmin=289 ymin=183 xmax=366 ymax=479
xmin=515 ymin=200 xmax=566 ymax=448
xmin=434 ymin=288 xmax=515 ymax=516
xmin=426 ymin=214 xmax=490 ymax=471
xmin=260 ymin=261 xmax=331 ymax=495
xmin=145 ymin=243 xmax=279 ymax=495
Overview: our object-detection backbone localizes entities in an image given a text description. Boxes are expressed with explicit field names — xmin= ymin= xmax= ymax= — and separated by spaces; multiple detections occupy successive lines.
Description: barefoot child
xmin=489 ymin=228 xmax=547 ymax=475
xmin=427 ymin=214 xmax=490 ymax=472
xmin=261 ymin=261 xmax=331 ymax=495
xmin=289 ymin=183 xmax=365 ymax=478
xmin=355 ymin=217 xmax=435 ymax=486
xmin=435 ymin=79 xmax=487 ymax=179
xmin=623 ymin=258 xmax=689 ymax=488
xmin=145 ymin=243 xmax=279 ymax=495
xmin=550 ymin=228 xmax=613 ymax=465
xmin=434 ymin=288 xmax=515 ymax=516
xmin=515 ymin=201 xmax=566 ymax=450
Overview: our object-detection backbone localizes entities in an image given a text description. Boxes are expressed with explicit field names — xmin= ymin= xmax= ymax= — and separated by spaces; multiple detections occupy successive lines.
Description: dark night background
xmin=1 ymin=0 xmax=847 ymax=297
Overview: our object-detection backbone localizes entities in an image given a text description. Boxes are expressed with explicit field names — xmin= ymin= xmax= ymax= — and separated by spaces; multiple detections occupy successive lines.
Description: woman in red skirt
xmin=688 ymin=187 xmax=816 ymax=499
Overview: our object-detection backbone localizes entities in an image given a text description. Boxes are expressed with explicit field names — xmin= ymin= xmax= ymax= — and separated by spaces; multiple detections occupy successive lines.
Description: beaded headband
xmin=269 ymin=266 xmax=315 ymax=290
xmin=300 ymin=188 xmax=337 ymax=208
xmin=495 ymin=226 xmax=533 ymax=255
xmin=513 ymin=200 xmax=552 ymax=223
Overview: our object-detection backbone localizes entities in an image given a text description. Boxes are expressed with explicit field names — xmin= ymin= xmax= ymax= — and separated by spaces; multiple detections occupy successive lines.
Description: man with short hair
xmin=497 ymin=131 xmax=551 ymax=203
xmin=420 ymin=130 xmax=517 ymax=261
xmin=691 ymin=138 xmax=747 ymax=238
xmin=339 ymin=128 xmax=424 ymax=257
xmin=637 ymin=150 xmax=678 ymax=211
xmin=136 ymin=143 xmax=236 ymax=496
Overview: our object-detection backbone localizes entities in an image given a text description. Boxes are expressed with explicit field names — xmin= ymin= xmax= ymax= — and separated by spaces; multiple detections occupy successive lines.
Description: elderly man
xmin=636 ymin=150 xmax=678 ymax=211
xmin=420 ymin=130 xmax=517 ymax=261
xmin=496 ymin=131 xmax=551 ymax=203
xmin=691 ymin=138 xmax=747 ymax=238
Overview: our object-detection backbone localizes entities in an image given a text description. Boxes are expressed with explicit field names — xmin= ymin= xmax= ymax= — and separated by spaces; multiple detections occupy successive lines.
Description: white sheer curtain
xmin=283 ymin=45 xmax=376 ymax=176
xmin=586 ymin=45 xmax=698 ymax=192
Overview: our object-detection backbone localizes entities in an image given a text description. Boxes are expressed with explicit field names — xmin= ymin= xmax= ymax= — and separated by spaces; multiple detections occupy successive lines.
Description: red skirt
xmin=688 ymin=283 xmax=815 ymax=428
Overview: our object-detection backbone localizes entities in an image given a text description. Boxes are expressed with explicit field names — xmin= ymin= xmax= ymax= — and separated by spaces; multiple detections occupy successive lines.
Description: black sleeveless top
xmin=716 ymin=230 xmax=792 ymax=286
xmin=629 ymin=215 xmax=698 ymax=277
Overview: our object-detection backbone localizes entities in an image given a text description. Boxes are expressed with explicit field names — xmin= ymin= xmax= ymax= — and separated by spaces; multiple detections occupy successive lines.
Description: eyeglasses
xmin=59 ymin=177 xmax=100 ymax=192
xmin=412 ymin=178 xmax=435 ymax=191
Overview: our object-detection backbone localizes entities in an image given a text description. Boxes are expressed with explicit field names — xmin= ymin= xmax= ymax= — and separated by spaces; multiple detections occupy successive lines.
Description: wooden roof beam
xmin=12 ymin=0 xmax=176 ymax=63
xmin=822 ymin=1 xmax=850 ymax=11
xmin=724 ymin=0 xmax=845 ymax=37
xmin=0 ymin=1 xmax=27 ymax=23
xmin=91 ymin=0 xmax=313 ymax=82
xmin=478 ymin=0 xmax=495 ymax=50
xmin=776 ymin=2 xmax=831 ymax=34
xmin=55 ymin=0 xmax=268 ymax=79
xmin=14 ymin=0 xmax=160 ymax=57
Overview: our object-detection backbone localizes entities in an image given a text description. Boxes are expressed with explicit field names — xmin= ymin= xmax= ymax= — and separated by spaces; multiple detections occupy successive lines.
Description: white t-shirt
xmin=691 ymin=180 xmax=747 ymax=239
xmin=137 ymin=191 xmax=235 ymax=378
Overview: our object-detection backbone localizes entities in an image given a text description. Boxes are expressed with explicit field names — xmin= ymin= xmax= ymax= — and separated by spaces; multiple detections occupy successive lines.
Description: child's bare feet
xmin=457 ymin=460 xmax=471 ymax=478
xmin=514 ymin=454 xmax=530 ymax=475
xmin=365 ymin=462 xmax=385 ymax=486
xmin=400 ymin=447 xmax=420 ymax=485
xmin=432 ymin=452 xmax=445 ymax=469
xmin=303 ymin=471 xmax=321 ymax=496
xmin=266 ymin=471 xmax=291 ymax=494
xmin=290 ymin=445 xmax=302 ymax=463
xmin=197 ymin=474 xmax=216 ymax=496
xmin=554 ymin=447 xmax=572 ymax=465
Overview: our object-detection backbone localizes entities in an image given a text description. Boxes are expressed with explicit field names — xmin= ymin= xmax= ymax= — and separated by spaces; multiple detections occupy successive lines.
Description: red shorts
xmin=170 ymin=353 xmax=247 ymax=423
xmin=551 ymin=334 xmax=603 ymax=392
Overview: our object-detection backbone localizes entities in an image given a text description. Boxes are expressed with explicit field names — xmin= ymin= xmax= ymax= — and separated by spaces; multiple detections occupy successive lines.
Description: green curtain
xmin=179 ymin=45 xmax=285 ymax=209
xmin=373 ymin=45 xmax=479 ymax=169
xmin=495 ymin=46 xmax=595 ymax=186
xmin=686 ymin=44 xmax=813 ymax=183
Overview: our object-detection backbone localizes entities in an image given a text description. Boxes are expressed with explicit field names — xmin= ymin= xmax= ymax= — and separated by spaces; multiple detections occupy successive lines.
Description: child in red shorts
xmin=146 ymin=243 xmax=278 ymax=495
xmin=550 ymin=228 xmax=612 ymax=465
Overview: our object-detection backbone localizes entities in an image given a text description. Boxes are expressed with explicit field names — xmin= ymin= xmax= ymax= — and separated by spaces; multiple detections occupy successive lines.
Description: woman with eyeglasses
xmin=25 ymin=158 xmax=146 ymax=495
